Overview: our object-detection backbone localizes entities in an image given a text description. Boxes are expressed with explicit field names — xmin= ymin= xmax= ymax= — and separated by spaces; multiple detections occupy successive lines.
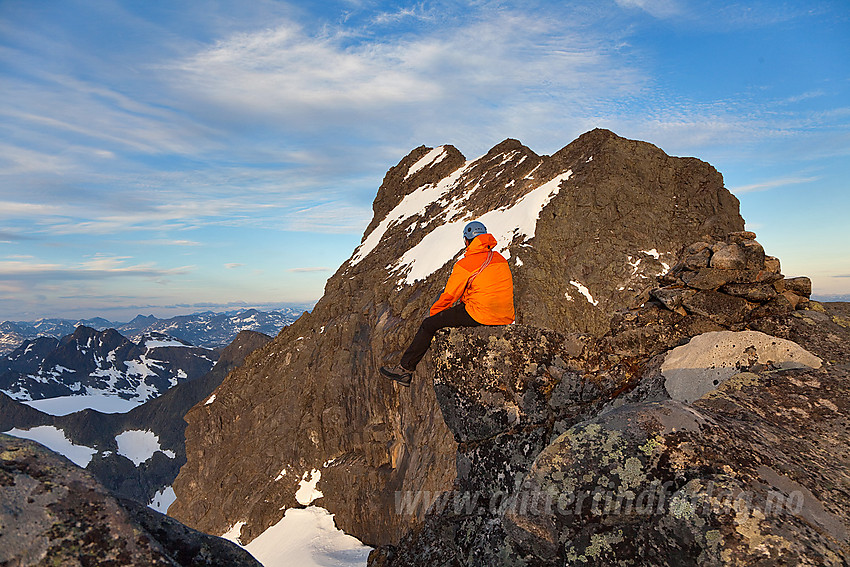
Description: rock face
xmin=0 ymin=434 xmax=261 ymax=567
xmin=171 ymin=129 xmax=744 ymax=546
xmin=367 ymin=256 xmax=850 ymax=564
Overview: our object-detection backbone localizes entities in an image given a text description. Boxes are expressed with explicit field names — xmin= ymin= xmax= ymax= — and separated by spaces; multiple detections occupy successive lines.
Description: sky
xmin=0 ymin=0 xmax=848 ymax=321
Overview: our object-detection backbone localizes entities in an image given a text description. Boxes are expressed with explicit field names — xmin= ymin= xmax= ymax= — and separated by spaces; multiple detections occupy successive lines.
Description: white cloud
xmin=0 ymin=257 xmax=191 ymax=281
xmin=166 ymin=23 xmax=442 ymax=119
xmin=615 ymin=0 xmax=681 ymax=18
xmin=288 ymin=267 xmax=331 ymax=273
xmin=730 ymin=176 xmax=821 ymax=194
xmin=372 ymin=4 xmax=437 ymax=25
xmin=284 ymin=202 xmax=373 ymax=234
xmin=163 ymin=8 xmax=645 ymax=136
xmin=138 ymin=239 xmax=202 ymax=247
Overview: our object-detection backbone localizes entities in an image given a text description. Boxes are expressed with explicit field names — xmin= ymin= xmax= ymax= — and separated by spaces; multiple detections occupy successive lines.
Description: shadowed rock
xmin=0 ymin=434 xmax=261 ymax=567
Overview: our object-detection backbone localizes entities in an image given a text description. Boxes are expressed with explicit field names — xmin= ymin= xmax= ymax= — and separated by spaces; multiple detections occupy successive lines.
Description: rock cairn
xmin=650 ymin=231 xmax=813 ymax=328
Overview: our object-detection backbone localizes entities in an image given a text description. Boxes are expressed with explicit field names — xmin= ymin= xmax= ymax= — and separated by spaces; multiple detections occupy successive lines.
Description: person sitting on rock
xmin=380 ymin=221 xmax=515 ymax=386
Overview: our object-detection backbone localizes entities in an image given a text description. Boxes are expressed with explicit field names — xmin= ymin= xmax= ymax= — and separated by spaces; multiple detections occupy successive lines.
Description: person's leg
xmin=400 ymin=303 xmax=480 ymax=370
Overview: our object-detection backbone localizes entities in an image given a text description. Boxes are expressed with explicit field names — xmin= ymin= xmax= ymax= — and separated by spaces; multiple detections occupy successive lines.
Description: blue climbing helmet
xmin=463 ymin=221 xmax=487 ymax=242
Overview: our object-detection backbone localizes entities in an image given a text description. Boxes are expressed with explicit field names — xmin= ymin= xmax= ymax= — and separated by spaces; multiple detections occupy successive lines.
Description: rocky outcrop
xmin=650 ymin=230 xmax=813 ymax=326
xmin=0 ymin=434 xmax=261 ymax=566
xmin=504 ymin=367 xmax=850 ymax=565
xmin=367 ymin=249 xmax=849 ymax=565
xmin=172 ymin=129 xmax=745 ymax=546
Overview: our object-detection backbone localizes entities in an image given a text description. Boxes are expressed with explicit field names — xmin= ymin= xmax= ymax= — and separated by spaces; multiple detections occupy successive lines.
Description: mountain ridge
xmin=0 ymin=306 xmax=306 ymax=356
xmin=0 ymin=325 xmax=218 ymax=404
xmin=170 ymin=129 xmax=745 ymax=547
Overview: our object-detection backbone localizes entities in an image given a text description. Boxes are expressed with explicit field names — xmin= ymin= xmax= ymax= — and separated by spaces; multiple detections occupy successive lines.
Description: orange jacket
xmin=430 ymin=233 xmax=515 ymax=325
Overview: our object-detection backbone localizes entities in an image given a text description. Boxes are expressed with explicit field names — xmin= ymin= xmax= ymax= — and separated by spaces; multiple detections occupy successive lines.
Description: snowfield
xmin=223 ymin=507 xmax=371 ymax=567
xmin=4 ymin=425 xmax=97 ymax=467
xmin=21 ymin=393 xmax=145 ymax=415
xmin=114 ymin=429 xmax=175 ymax=465
xmin=392 ymin=170 xmax=572 ymax=284
xmin=149 ymin=486 xmax=177 ymax=513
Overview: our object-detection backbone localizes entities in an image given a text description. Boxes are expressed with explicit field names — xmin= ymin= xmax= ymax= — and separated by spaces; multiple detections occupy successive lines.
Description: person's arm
xmin=429 ymin=263 xmax=470 ymax=316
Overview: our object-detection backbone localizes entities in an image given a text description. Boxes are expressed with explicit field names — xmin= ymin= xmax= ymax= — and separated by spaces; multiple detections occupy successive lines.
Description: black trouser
xmin=401 ymin=303 xmax=482 ymax=370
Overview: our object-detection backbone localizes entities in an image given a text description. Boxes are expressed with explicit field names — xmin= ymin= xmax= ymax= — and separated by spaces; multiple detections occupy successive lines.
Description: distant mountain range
xmin=0 ymin=326 xmax=218 ymax=404
xmin=812 ymin=293 xmax=850 ymax=303
xmin=0 ymin=306 xmax=308 ymax=356
xmin=0 ymin=329 xmax=273 ymax=512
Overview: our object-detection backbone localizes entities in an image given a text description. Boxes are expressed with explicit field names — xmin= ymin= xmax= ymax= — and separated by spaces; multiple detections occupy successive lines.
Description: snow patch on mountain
xmin=21 ymin=393 xmax=144 ymax=416
xmin=350 ymin=163 xmax=471 ymax=266
xmin=295 ymin=469 xmax=324 ymax=505
xmin=115 ymin=429 xmax=175 ymax=466
xmin=144 ymin=337 xmax=192 ymax=348
xmin=149 ymin=486 xmax=177 ymax=514
xmin=223 ymin=507 xmax=371 ymax=567
xmin=404 ymin=146 xmax=448 ymax=180
xmin=570 ymin=280 xmax=599 ymax=306
xmin=4 ymin=425 xmax=97 ymax=467
xmin=392 ymin=171 xmax=573 ymax=284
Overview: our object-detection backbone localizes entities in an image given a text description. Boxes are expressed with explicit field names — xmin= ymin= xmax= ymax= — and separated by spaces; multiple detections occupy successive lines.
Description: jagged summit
xmin=171 ymin=130 xmax=744 ymax=547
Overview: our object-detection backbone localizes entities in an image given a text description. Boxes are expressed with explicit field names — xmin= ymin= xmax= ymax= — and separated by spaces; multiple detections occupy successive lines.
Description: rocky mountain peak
xmin=369 ymin=232 xmax=848 ymax=565
xmin=171 ymin=130 xmax=745 ymax=547
xmin=0 ymin=326 xmax=218 ymax=403
xmin=215 ymin=330 xmax=275 ymax=368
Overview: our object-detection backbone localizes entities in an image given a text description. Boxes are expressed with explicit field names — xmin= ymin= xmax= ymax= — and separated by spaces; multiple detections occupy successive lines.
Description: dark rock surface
xmin=172 ymin=129 xmax=745 ymax=546
xmin=0 ymin=434 xmax=261 ymax=567
xmin=367 ymin=273 xmax=850 ymax=564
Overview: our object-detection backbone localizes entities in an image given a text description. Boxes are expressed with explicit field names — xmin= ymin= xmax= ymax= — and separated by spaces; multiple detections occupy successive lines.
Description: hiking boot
xmin=380 ymin=364 xmax=413 ymax=386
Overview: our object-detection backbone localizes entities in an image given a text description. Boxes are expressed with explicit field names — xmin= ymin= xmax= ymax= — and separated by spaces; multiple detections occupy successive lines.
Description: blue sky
xmin=1 ymin=0 xmax=848 ymax=321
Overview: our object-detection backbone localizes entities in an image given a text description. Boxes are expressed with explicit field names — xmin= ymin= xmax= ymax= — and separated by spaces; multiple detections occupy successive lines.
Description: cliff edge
xmin=369 ymin=234 xmax=850 ymax=565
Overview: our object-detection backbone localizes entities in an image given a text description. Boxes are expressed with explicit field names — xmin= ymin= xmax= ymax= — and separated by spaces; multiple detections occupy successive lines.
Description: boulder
xmin=764 ymin=255 xmax=781 ymax=273
xmin=686 ymin=241 xmax=712 ymax=255
xmin=0 ymin=434 xmax=261 ymax=567
xmin=660 ymin=330 xmax=822 ymax=403
xmin=681 ymin=268 xmax=741 ymax=290
xmin=683 ymin=248 xmax=712 ymax=270
xmin=740 ymin=240 xmax=766 ymax=270
xmin=719 ymin=281 xmax=777 ymax=302
xmin=782 ymin=290 xmax=808 ymax=310
xmin=785 ymin=276 xmax=813 ymax=298
xmin=680 ymin=290 xmax=750 ymax=327
xmin=649 ymin=287 xmax=695 ymax=313
xmin=727 ymin=230 xmax=757 ymax=241
xmin=748 ymin=294 xmax=795 ymax=320
xmin=432 ymin=326 xmax=572 ymax=444
xmin=709 ymin=243 xmax=746 ymax=270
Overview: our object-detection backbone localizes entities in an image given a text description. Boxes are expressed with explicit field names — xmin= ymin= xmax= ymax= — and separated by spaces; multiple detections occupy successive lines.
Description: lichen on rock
xmin=370 ymin=239 xmax=850 ymax=566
